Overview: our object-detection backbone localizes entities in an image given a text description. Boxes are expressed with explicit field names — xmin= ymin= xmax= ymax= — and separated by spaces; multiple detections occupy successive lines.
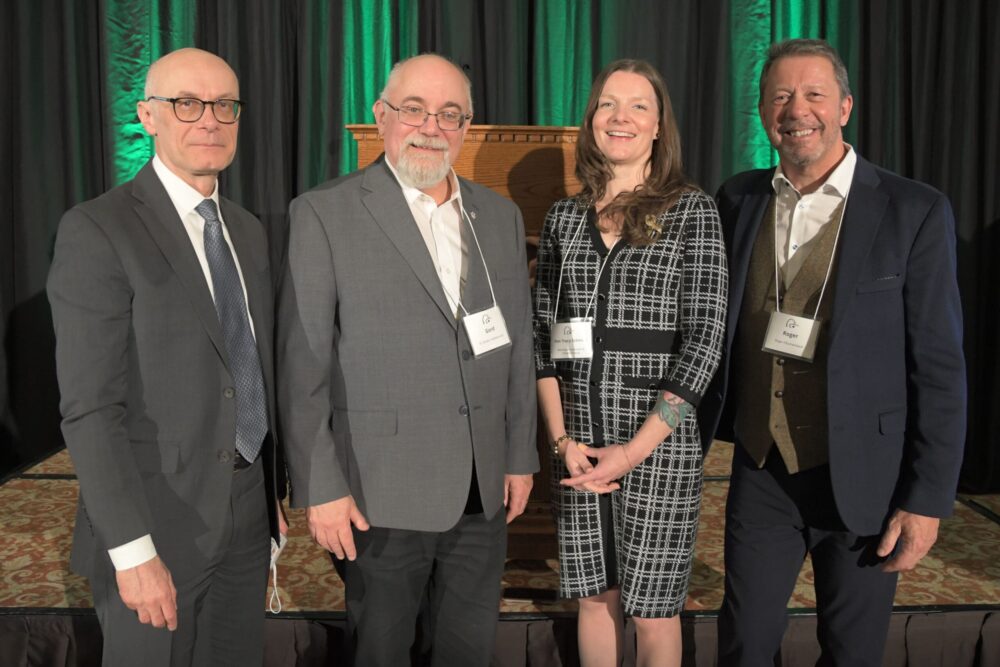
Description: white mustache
xmin=403 ymin=135 xmax=449 ymax=151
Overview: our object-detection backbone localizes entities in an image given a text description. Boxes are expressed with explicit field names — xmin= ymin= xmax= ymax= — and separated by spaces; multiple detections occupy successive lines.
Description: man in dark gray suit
xmin=48 ymin=48 xmax=285 ymax=666
xmin=278 ymin=53 xmax=538 ymax=666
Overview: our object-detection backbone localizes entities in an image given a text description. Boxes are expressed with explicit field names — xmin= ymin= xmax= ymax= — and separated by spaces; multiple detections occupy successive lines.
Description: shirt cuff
xmin=107 ymin=535 xmax=157 ymax=571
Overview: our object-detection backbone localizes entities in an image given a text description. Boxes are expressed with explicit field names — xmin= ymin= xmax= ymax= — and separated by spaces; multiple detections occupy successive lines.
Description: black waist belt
xmin=601 ymin=328 xmax=682 ymax=355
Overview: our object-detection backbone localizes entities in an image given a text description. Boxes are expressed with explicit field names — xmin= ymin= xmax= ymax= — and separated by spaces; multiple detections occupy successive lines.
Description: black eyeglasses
xmin=381 ymin=99 xmax=470 ymax=131
xmin=146 ymin=96 xmax=244 ymax=124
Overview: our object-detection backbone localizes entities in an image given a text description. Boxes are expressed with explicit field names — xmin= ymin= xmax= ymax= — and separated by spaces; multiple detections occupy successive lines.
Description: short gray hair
xmin=758 ymin=38 xmax=851 ymax=102
xmin=379 ymin=53 xmax=474 ymax=114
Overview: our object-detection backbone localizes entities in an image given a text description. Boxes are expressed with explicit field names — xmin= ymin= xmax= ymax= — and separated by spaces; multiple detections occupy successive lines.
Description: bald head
xmin=145 ymin=48 xmax=239 ymax=99
xmin=380 ymin=54 xmax=473 ymax=114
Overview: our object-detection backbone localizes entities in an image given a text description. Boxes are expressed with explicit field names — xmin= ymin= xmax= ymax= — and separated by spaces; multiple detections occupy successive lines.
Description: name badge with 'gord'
xmin=762 ymin=312 xmax=821 ymax=362
xmin=463 ymin=305 xmax=511 ymax=357
xmin=550 ymin=318 xmax=593 ymax=360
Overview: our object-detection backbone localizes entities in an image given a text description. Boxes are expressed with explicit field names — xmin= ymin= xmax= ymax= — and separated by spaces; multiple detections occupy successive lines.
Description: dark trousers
xmin=342 ymin=509 xmax=507 ymax=667
xmin=718 ymin=445 xmax=898 ymax=667
xmin=91 ymin=459 xmax=271 ymax=667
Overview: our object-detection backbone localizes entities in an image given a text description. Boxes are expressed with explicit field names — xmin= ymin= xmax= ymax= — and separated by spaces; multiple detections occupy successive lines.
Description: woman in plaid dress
xmin=533 ymin=59 xmax=727 ymax=666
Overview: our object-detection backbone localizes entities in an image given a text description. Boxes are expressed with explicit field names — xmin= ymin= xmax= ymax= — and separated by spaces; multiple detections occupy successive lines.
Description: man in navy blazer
xmin=700 ymin=39 xmax=966 ymax=665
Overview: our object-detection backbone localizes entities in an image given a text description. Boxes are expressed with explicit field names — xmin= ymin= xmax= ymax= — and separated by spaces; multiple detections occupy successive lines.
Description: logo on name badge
xmin=786 ymin=319 xmax=798 ymax=329
xmin=563 ymin=325 xmax=573 ymax=335
xmin=482 ymin=313 xmax=492 ymax=325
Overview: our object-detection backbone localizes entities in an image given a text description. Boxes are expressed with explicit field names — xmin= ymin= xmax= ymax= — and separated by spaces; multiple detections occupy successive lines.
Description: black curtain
xmin=417 ymin=1 xmax=535 ymax=125
xmin=0 ymin=0 xmax=12 ymax=471
xmin=2 ymin=0 xmax=998 ymax=491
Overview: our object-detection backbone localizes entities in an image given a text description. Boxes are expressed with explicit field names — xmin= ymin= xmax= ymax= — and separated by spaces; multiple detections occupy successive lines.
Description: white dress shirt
xmin=385 ymin=158 xmax=469 ymax=318
xmin=108 ymin=156 xmax=257 ymax=571
xmin=771 ymin=145 xmax=856 ymax=285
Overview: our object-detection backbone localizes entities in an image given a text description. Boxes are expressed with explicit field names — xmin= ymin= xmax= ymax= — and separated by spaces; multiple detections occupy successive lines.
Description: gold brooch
xmin=644 ymin=214 xmax=663 ymax=241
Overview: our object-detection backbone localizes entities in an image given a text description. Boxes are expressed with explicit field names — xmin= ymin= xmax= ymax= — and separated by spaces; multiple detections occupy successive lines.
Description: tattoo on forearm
xmin=653 ymin=391 xmax=691 ymax=429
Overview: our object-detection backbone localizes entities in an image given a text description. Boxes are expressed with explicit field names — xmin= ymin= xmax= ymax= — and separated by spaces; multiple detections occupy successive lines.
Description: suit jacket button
xmin=223 ymin=387 xmax=235 ymax=399
xmin=776 ymin=358 xmax=786 ymax=366
xmin=462 ymin=350 xmax=471 ymax=361
xmin=774 ymin=390 xmax=784 ymax=398
xmin=459 ymin=405 xmax=469 ymax=416
xmin=218 ymin=450 xmax=232 ymax=463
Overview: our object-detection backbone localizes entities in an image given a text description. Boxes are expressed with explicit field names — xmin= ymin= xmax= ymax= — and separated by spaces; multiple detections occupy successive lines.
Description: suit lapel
xmin=361 ymin=160 xmax=459 ymax=327
xmin=130 ymin=163 xmax=230 ymax=366
xmin=727 ymin=175 xmax=773 ymax=345
xmin=827 ymin=157 xmax=888 ymax=344
xmin=456 ymin=184 xmax=494 ymax=315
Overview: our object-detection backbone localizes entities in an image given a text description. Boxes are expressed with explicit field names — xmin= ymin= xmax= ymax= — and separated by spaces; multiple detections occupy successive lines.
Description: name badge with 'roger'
xmin=550 ymin=318 xmax=593 ymax=360
xmin=463 ymin=305 xmax=511 ymax=357
xmin=762 ymin=312 xmax=821 ymax=362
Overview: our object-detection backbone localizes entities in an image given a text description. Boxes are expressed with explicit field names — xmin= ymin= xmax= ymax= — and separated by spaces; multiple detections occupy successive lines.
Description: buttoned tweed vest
xmin=733 ymin=197 xmax=842 ymax=473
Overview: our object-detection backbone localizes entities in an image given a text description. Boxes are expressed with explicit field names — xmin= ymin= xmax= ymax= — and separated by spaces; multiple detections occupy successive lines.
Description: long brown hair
xmin=575 ymin=59 xmax=693 ymax=246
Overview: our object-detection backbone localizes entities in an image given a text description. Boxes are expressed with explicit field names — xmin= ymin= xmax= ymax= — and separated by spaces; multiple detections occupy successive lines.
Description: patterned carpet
xmin=3 ymin=447 xmax=1000 ymax=614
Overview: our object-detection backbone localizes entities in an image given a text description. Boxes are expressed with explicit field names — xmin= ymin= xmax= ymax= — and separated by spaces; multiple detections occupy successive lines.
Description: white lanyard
xmin=434 ymin=205 xmax=499 ymax=317
xmin=442 ymin=205 xmax=511 ymax=357
xmin=772 ymin=190 xmax=848 ymax=318
xmin=762 ymin=189 xmax=849 ymax=362
xmin=552 ymin=209 xmax=619 ymax=325
xmin=549 ymin=209 xmax=620 ymax=361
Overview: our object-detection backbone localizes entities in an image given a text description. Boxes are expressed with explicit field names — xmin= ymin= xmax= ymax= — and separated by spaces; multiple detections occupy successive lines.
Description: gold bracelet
xmin=552 ymin=434 xmax=571 ymax=457
xmin=620 ymin=444 xmax=633 ymax=468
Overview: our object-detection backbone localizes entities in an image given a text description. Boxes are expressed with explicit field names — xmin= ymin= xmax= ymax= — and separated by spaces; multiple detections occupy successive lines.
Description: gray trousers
xmin=91 ymin=458 xmax=270 ymax=667
xmin=343 ymin=509 xmax=507 ymax=667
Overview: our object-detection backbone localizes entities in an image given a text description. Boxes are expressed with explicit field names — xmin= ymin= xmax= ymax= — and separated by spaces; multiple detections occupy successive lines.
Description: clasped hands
xmin=559 ymin=439 xmax=638 ymax=494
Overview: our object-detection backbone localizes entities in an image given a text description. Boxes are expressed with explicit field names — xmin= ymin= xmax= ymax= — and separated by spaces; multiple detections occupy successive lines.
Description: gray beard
xmin=396 ymin=148 xmax=452 ymax=190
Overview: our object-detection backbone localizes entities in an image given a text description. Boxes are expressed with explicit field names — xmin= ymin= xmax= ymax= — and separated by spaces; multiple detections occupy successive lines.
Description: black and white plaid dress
xmin=532 ymin=192 xmax=727 ymax=617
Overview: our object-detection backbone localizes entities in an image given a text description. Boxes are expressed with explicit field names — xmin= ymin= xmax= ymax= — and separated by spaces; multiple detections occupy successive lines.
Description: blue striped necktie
xmin=196 ymin=198 xmax=267 ymax=462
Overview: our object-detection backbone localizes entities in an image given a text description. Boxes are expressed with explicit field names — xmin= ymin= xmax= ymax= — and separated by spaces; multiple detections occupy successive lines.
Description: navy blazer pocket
xmin=331 ymin=408 xmax=398 ymax=436
xmin=130 ymin=441 xmax=180 ymax=473
xmin=856 ymin=274 xmax=902 ymax=293
xmin=878 ymin=409 xmax=906 ymax=435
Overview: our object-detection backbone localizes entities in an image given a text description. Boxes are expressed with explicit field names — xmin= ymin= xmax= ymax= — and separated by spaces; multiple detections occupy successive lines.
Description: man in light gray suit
xmin=278 ymin=53 xmax=538 ymax=666
xmin=48 ymin=48 xmax=285 ymax=666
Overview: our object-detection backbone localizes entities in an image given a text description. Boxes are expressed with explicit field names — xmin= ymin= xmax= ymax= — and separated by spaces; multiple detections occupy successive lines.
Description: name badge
xmin=762 ymin=312 xmax=821 ymax=362
xmin=463 ymin=305 xmax=511 ymax=357
xmin=550 ymin=318 xmax=594 ymax=360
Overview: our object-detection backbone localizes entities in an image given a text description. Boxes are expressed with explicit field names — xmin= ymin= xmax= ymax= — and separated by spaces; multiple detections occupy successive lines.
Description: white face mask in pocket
xmin=268 ymin=533 xmax=288 ymax=614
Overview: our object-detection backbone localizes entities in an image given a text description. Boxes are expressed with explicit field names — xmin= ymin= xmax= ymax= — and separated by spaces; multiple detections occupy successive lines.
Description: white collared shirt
xmin=771 ymin=145 xmax=856 ymax=284
xmin=108 ymin=156 xmax=257 ymax=572
xmin=385 ymin=158 xmax=469 ymax=318
xmin=152 ymin=156 xmax=256 ymax=336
